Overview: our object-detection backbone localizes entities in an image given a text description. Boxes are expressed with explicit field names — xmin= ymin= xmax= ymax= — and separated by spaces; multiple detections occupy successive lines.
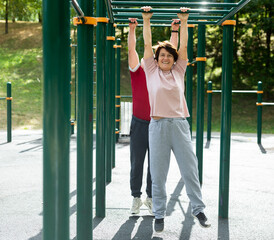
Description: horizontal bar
xmin=217 ymin=0 xmax=251 ymax=25
xmin=115 ymin=18 xmax=217 ymax=24
xmin=261 ymin=102 xmax=274 ymax=106
xmin=111 ymin=1 xmax=238 ymax=8
xmin=116 ymin=20 xmax=218 ymax=26
xmin=71 ymin=0 xmax=85 ymax=17
xmin=0 ymin=97 xmax=6 ymax=100
xmin=112 ymin=8 xmax=230 ymax=14
xmin=232 ymin=90 xmax=257 ymax=93
xmin=113 ymin=13 xmax=223 ymax=20
xmin=104 ymin=0 xmax=114 ymax=23
xmin=121 ymin=95 xmax=132 ymax=98
xmin=212 ymin=90 xmax=258 ymax=93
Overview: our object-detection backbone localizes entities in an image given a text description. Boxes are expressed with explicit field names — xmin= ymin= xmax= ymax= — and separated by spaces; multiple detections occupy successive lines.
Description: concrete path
xmin=0 ymin=130 xmax=273 ymax=240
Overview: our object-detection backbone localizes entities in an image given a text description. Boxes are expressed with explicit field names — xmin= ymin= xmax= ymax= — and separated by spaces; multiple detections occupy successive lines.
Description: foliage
xmin=234 ymin=0 xmax=273 ymax=98
xmin=0 ymin=0 xmax=42 ymax=22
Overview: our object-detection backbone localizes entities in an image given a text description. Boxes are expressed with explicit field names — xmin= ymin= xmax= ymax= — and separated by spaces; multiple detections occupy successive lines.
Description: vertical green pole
xmin=75 ymin=45 xmax=77 ymax=122
xmin=257 ymin=81 xmax=262 ymax=144
xmin=186 ymin=25 xmax=194 ymax=137
xmin=106 ymin=24 xmax=112 ymax=183
xmin=96 ymin=0 xmax=107 ymax=218
xmin=111 ymin=25 xmax=116 ymax=169
xmin=219 ymin=7 xmax=235 ymax=218
xmin=43 ymin=0 xmax=70 ymax=238
xmin=69 ymin=42 xmax=74 ymax=135
xmin=196 ymin=24 xmax=206 ymax=185
xmin=206 ymin=81 xmax=212 ymax=144
xmin=76 ymin=0 xmax=94 ymax=239
xmin=6 ymin=82 xmax=12 ymax=142
xmin=115 ymin=39 xmax=121 ymax=143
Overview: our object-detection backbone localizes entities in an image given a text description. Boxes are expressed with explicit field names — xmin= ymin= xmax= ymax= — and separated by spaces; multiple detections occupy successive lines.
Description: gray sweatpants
xmin=149 ymin=118 xmax=205 ymax=219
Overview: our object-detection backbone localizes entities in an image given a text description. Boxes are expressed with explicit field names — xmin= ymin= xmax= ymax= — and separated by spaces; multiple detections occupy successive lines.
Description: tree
xmin=234 ymin=0 xmax=273 ymax=98
xmin=5 ymin=0 xmax=8 ymax=34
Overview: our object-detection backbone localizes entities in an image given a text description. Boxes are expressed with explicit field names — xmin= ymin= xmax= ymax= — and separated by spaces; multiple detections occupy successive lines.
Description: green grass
xmin=0 ymin=21 xmax=273 ymax=133
xmin=0 ymin=47 xmax=43 ymax=129
xmin=192 ymin=93 xmax=274 ymax=133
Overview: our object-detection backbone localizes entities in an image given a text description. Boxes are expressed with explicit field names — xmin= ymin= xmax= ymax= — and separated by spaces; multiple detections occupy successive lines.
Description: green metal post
xmin=75 ymin=45 xmax=77 ymax=122
xmin=219 ymin=2 xmax=234 ymax=218
xmin=69 ymin=41 xmax=74 ymax=135
xmin=96 ymin=0 xmax=107 ymax=218
xmin=196 ymin=24 xmax=206 ymax=185
xmin=257 ymin=81 xmax=262 ymax=144
xmin=106 ymin=23 xmax=113 ymax=183
xmin=186 ymin=25 xmax=194 ymax=137
xmin=42 ymin=0 xmax=71 ymax=238
xmin=71 ymin=121 xmax=75 ymax=135
xmin=76 ymin=0 xmax=94 ymax=239
xmin=115 ymin=39 xmax=121 ymax=143
xmin=6 ymin=82 xmax=12 ymax=142
xmin=111 ymin=25 xmax=116 ymax=169
xmin=207 ymin=81 xmax=212 ymax=144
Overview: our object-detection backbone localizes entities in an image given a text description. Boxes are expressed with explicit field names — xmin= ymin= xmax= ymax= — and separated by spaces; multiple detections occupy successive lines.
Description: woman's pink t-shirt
xmin=143 ymin=56 xmax=190 ymax=118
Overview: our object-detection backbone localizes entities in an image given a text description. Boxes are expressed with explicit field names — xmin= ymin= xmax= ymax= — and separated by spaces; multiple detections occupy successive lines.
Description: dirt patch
xmin=0 ymin=21 xmax=42 ymax=49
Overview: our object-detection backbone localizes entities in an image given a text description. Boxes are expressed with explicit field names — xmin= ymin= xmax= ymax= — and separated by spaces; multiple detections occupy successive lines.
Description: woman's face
xmin=157 ymin=48 xmax=175 ymax=71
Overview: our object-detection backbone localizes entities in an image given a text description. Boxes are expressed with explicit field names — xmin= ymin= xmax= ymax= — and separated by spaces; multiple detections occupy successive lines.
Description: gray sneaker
xmin=130 ymin=197 xmax=142 ymax=214
xmin=143 ymin=197 xmax=154 ymax=215
xmin=154 ymin=218 xmax=164 ymax=232
xmin=192 ymin=212 xmax=211 ymax=228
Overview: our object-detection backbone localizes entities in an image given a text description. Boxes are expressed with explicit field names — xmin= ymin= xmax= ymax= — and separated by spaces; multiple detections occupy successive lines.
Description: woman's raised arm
xmin=177 ymin=8 xmax=189 ymax=60
xmin=141 ymin=6 xmax=154 ymax=59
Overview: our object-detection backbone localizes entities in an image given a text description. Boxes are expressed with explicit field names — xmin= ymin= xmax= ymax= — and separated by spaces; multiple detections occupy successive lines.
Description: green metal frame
xmin=43 ymin=0 xmax=71 ymax=238
xmin=111 ymin=24 xmax=116 ymax=169
xmin=106 ymin=23 xmax=113 ymax=183
xmin=186 ymin=26 xmax=194 ymax=138
xmin=42 ymin=1 xmax=252 ymax=238
xmin=0 ymin=82 xmax=12 ymax=142
xmin=105 ymin=0 xmax=250 ymax=26
xmin=96 ymin=0 xmax=107 ymax=219
xmin=257 ymin=81 xmax=263 ymax=145
xmin=115 ymin=39 xmax=121 ymax=143
xmin=219 ymin=0 xmax=234 ymax=219
xmin=76 ymin=0 xmax=94 ymax=239
xmin=196 ymin=24 xmax=206 ymax=185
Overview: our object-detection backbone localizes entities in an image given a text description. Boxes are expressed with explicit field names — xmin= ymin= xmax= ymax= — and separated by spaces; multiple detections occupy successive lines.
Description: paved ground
xmin=0 ymin=130 xmax=274 ymax=240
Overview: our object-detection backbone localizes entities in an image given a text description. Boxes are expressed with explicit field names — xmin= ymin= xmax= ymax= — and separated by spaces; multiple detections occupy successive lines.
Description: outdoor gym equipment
xmin=0 ymin=82 xmax=12 ymax=142
xmin=206 ymin=81 xmax=267 ymax=153
xmin=256 ymin=81 xmax=274 ymax=154
xmin=42 ymin=0 xmax=250 ymax=239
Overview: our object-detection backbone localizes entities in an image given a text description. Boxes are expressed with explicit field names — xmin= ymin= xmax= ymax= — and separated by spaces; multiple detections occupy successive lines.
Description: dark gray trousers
xmin=130 ymin=115 xmax=152 ymax=198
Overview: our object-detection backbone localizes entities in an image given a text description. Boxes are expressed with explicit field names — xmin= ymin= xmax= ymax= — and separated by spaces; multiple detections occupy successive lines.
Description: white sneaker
xmin=143 ymin=197 xmax=154 ymax=215
xmin=130 ymin=197 xmax=142 ymax=214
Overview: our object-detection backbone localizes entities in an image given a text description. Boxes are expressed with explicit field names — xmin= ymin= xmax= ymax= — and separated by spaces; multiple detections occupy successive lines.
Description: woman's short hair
xmin=154 ymin=41 xmax=178 ymax=62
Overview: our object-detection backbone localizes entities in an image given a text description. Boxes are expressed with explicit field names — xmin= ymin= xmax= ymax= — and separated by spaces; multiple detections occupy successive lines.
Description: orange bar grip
xmin=96 ymin=17 xmax=109 ymax=23
xmin=196 ymin=57 xmax=207 ymax=62
xmin=107 ymin=36 xmax=115 ymax=41
xmin=222 ymin=20 xmax=236 ymax=26
xmin=73 ymin=17 xmax=97 ymax=26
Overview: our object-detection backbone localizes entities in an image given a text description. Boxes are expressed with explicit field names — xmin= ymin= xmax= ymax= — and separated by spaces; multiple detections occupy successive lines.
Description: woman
xmin=128 ymin=18 xmax=180 ymax=216
xmin=142 ymin=6 xmax=210 ymax=232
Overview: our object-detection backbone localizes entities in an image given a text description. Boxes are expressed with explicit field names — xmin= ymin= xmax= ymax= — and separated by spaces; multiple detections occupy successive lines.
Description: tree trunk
xmin=265 ymin=4 xmax=272 ymax=99
xmin=265 ymin=4 xmax=271 ymax=70
xmin=5 ymin=0 xmax=8 ymax=34
xmin=38 ymin=12 xmax=42 ymax=23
